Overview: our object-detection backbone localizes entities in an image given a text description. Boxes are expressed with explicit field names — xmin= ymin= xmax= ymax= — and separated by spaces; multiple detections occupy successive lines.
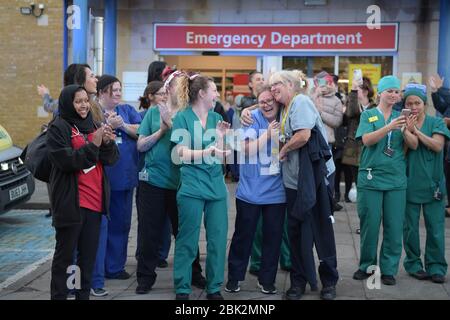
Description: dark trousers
xmin=334 ymin=158 xmax=354 ymax=199
xmin=136 ymin=182 xmax=202 ymax=287
xmin=286 ymin=188 xmax=339 ymax=290
xmin=50 ymin=208 xmax=102 ymax=300
xmin=228 ymin=199 xmax=286 ymax=285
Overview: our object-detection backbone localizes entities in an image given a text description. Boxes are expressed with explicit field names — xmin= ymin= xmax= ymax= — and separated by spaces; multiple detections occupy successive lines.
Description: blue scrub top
xmin=236 ymin=109 xmax=286 ymax=205
xmin=104 ymin=104 xmax=142 ymax=191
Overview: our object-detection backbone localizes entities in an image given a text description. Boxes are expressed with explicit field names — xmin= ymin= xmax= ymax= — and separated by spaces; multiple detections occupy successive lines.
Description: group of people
xmin=37 ymin=59 xmax=449 ymax=301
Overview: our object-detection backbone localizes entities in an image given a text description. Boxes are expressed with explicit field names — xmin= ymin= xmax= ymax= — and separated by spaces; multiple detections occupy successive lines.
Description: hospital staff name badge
xmin=138 ymin=169 xmax=149 ymax=181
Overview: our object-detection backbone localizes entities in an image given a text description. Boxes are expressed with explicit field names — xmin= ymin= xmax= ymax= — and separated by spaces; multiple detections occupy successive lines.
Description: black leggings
xmin=334 ymin=158 xmax=355 ymax=199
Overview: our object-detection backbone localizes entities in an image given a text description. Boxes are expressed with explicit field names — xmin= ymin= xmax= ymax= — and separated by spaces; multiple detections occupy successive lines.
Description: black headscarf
xmin=58 ymin=85 xmax=95 ymax=133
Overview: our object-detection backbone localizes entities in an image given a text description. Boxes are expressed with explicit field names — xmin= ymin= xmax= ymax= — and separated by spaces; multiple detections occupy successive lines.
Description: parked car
xmin=0 ymin=125 xmax=35 ymax=214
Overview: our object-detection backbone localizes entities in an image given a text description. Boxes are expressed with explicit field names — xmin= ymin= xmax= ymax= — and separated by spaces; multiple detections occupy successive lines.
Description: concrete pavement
xmin=1 ymin=180 xmax=450 ymax=300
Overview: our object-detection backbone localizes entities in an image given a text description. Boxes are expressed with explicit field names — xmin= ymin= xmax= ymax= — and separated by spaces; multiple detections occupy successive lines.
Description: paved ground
xmin=1 ymin=180 xmax=450 ymax=300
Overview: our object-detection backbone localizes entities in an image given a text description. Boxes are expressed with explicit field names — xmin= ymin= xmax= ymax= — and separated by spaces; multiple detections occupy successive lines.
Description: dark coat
xmin=239 ymin=94 xmax=257 ymax=110
xmin=47 ymin=116 xmax=119 ymax=228
xmin=291 ymin=127 xmax=334 ymax=222
xmin=342 ymin=90 xmax=376 ymax=166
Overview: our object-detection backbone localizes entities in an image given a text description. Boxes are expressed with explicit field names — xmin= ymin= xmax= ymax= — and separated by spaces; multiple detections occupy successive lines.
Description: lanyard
xmin=280 ymin=94 xmax=300 ymax=136
xmin=376 ymin=107 xmax=392 ymax=148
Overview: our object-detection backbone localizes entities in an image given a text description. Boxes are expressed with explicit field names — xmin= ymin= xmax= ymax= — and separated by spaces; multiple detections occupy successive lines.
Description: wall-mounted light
xmin=20 ymin=3 xmax=45 ymax=18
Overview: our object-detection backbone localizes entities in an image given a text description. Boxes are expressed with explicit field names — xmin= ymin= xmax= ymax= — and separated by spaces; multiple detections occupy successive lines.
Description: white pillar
xmin=262 ymin=56 xmax=283 ymax=81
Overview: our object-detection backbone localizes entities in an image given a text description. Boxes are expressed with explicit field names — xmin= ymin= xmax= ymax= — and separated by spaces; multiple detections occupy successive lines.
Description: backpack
xmin=20 ymin=127 xmax=52 ymax=183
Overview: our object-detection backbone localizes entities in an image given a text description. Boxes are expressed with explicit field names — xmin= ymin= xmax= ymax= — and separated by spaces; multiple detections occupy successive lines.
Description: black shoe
xmin=192 ymin=274 xmax=206 ymax=289
xmin=431 ymin=274 xmax=446 ymax=283
xmin=115 ymin=271 xmax=131 ymax=280
xmin=334 ymin=193 xmax=341 ymax=203
xmin=381 ymin=275 xmax=396 ymax=285
xmin=258 ymin=281 xmax=277 ymax=294
xmin=175 ymin=293 xmax=189 ymax=300
xmin=157 ymin=259 xmax=168 ymax=268
xmin=344 ymin=195 xmax=351 ymax=203
xmin=106 ymin=270 xmax=131 ymax=280
xmin=224 ymin=280 xmax=240 ymax=293
xmin=135 ymin=284 xmax=152 ymax=294
xmin=310 ymin=284 xmax=319 ymax=292
xmin=409 ymin=270 xmax=430 ymax=280
xmin=353 ymin=269 xmax=371 ymax=280
xmin=284 ymin=286 xmax=304 ymax=300
xmin=248 ymin=269 xmax=259 ymax=277
xmin=320 ymin=286 xmax=336 ymax=300
xmin=333 ymin=202 xmax=343 ymax=212
xmin=206 ymin=292 xmax=224 ymax=300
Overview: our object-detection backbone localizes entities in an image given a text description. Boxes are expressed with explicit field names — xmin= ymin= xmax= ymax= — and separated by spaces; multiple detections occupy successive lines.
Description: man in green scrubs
xmin=402 ymin=86 xmax=450 ymax=283
xmin=353 ymin=75 xmax=416 ymax=285
xmin=171 ymin=76 xmax=229 ymax=300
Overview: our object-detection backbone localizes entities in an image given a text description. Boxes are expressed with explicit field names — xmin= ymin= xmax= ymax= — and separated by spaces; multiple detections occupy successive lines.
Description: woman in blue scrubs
xmin=91 ymin=75 xmax=141 ymax=296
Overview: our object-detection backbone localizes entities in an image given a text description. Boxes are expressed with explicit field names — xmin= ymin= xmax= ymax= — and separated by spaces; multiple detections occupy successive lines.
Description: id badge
xmin=115 ymin=136 xmax=123 ymax=144
xmin=383 ymin=147 xmax=394 ymax=157
xmin=83 ymin=165 xmax=96 ymax=174
xmin=138 ymin=170 xmax=149 ymax=181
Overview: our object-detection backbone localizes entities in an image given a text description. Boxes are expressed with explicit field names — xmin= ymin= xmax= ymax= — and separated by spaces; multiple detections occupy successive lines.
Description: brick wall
xmin=0 ymin=0 xmax=63 ymax=147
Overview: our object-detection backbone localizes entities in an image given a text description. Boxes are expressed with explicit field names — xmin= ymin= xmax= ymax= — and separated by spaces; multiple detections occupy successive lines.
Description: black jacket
xmin=291 ymin=127 xmax=334 ymax=222
xmin=47 ymin=116 xmax=119 ymax=228
xmin=239 ymin=95 xmax=257 ymax=110
xmin=432 ymin=87 xmax=450 ymax=117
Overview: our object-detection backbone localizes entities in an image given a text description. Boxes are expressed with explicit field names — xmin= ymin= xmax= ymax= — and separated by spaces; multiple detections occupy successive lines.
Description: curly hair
xmin=176 ymin=73 xmax=214 ymax=110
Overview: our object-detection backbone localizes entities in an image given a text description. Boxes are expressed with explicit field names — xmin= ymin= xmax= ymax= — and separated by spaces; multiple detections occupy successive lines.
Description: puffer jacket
xmin=313 ymin=87 xmax=343 ymax=144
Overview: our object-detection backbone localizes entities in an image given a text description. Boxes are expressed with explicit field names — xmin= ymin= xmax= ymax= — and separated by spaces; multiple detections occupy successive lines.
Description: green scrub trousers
xmin=174 ymin=194 xmax=228 ymax=294
xmin=357 ymin=188 xmax=406 ymax=276
xmin=403 ymin=200 xmax=447 ymax=276
xmin=250 ymin=214 xmax=291 ymax=271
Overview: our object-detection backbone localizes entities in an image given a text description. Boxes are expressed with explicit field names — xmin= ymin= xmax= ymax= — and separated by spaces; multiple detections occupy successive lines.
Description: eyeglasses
xmin=259 ymin=99 xmax=275 ymax=106
xmin=270 ymin=81 xmax=283 ymax=88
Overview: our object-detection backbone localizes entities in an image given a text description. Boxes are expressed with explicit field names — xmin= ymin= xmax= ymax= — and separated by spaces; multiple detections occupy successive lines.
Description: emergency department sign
xmin=154 ymin=23 xmax=398 ymax=52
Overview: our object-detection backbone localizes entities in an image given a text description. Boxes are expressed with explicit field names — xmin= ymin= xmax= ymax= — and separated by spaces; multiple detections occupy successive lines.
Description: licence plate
xmin=9 ymin=184 xmax=29 ymax=201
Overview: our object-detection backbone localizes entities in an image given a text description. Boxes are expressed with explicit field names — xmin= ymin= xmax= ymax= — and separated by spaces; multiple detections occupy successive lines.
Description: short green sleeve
xmin=137 ymin=108 xmax=153 ymax=136
xmin=355 ymin=110 xmax=373 ymax=140
xmin=432 ymin=117 xmax=450 ymax=140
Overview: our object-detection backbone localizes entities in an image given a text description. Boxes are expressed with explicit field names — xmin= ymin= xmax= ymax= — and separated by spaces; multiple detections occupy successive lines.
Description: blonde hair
xmin=89 ymin=97 xmax=105 ymax=124
xmin=269 ymin=70 xmax=305 ymax=95
xmin=176 ymin=73 xmax=215 ymax=110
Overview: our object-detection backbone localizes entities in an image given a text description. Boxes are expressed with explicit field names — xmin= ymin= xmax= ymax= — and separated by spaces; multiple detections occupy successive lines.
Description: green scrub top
xmin=406 ymin=115 xmax=450 ymax=203
xmin=170 ymin=107 xmax=227 ymax=201
xmin=355 ymin=107 xmax=407 ymax=191
xmin=137 ymin=106 xmax=180 ymax=190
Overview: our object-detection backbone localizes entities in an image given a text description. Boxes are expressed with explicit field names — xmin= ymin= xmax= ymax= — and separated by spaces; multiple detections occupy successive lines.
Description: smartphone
xmin=353 ymin=69 xmax=362 ymax=82
xmin=400 ymin=108 xmax=411 ymax=117
xmin=317 ymin=78 xmax=327 ymax=86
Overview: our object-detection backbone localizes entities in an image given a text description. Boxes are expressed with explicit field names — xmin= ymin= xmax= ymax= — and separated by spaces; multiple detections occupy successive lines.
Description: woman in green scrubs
xmin=171 ymin=74 xmax=230 ymax=300
xmin=353 ymin=75 xmax=417 ymax=285
xmin=402 ymin=85 xmax=450 ymax=283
